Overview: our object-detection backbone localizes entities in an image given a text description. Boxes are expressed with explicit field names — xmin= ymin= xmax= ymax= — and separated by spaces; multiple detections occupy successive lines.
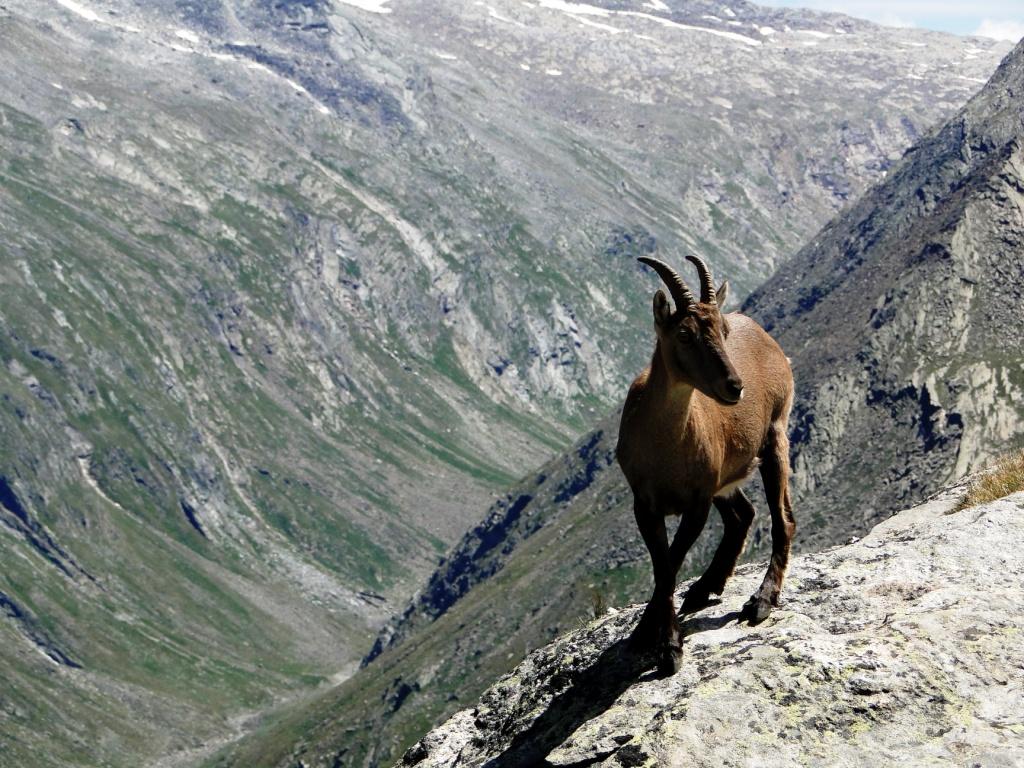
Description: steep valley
xmin=0 ymin=0 xmax=1015 ymax=766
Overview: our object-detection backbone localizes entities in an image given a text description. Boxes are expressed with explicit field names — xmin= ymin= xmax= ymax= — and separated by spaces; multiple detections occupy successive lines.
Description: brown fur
xmin=617 ymin=278 xmax=795 ymax=676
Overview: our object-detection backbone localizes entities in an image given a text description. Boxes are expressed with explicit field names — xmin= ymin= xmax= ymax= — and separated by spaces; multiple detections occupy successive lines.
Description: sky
xmin=754 ymin=0 xmax=1024 ymax=41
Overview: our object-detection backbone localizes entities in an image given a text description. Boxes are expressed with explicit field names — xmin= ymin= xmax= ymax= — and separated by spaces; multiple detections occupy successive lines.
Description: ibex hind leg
xmin=681 ymin=490 xmax=755 ymax=614
xmin=742 ymin=426 xmax=795 ymax=624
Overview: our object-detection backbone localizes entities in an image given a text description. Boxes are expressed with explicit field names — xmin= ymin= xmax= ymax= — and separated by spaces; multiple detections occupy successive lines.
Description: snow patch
xmin=54 ymin=0 xmax=101 ymax=23
xmin=433 ymin=51 xmax=458 ymax=60
xmin=576 ymin=16 xmax=622 ymax=33
xmin=537 ymin=0 xmax=611 ymax=17
xmin=520 ymin=62 xmax=531 ymax=70
xmin=336 ymin=0 xmax=392 ymax=13
xmin=202 ymin=49 xmax=334 ymax=116
xmin=175 ymin=29 xmax=200 ymax=44
xmin=545 ymin=68 xmax=563 ymax=76
xmin=488 ymin=6 xmax=524 ymax=26
xmin=50 ymin=82 xmax=64 ymax=90
xmin=759 ymin=26 xmax=775 ymax=36
xmin=534 ymin=0 xmax=759 ymax=45
xmin=796 ymin=29 xmax=831 ymax=39
xmin=643 ymin=0 xmax=669 ymax=10
xmin=722 ymin=6 xmax=735 ymax=17
xmin=52 ymin=0 xmax=140 ymax=34
xmin=709 ymin=96 xmax=733 ymax=109
xmin=619 ymin=11 xmax=761 ymax=45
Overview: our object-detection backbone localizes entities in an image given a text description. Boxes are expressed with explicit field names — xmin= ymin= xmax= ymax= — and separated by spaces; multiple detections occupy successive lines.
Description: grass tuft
xmin=955 ymin=450 xmax=1024 ymax=512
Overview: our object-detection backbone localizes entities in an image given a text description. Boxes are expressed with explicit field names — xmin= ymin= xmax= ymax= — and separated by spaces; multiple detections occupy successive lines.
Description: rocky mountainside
xmin=743 ymin=37 xmax=1024 ymax=547
xmin=402 ymin=483 xmax=1024 ymax=768
xmin=220 ymin=34 xmax=1024 ymax=768
xmin=0 ymin=0 xmax=1011 ymax=766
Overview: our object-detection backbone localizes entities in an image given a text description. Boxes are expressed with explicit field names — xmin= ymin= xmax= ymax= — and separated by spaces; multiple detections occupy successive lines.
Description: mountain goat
xmin=616 ymin=255 xmax=795 ymax=675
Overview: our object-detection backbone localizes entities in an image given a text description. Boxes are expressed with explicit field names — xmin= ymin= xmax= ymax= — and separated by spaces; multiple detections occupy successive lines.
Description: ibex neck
xmin=650 ymin=341 xmax=695 ymax=418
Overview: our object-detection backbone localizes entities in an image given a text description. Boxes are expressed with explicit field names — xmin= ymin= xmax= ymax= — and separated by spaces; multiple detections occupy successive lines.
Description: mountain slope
xmin=223 ymin=34 xmax=1024 ymax=768
xmin=742 ymin=35 xmax=1024 ymax=545
xmin=0 ymin=0 xmax=1011 ymax=765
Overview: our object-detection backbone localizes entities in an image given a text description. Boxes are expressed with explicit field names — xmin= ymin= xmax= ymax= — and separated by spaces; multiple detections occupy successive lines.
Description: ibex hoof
xmin=740 ymin=595 xmax=773 ymax=625
xmin=657 ymin=643 xmax=683 ymax=677
xmin=680 ymin=587 xmax=720 ymax=615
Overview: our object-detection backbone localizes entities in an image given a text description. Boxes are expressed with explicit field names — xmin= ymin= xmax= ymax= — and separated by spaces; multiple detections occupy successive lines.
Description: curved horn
xmin=685 ymin=254 xmax=717 ymax=305
xmin=638 ymin=257 xmax=696 ymax=313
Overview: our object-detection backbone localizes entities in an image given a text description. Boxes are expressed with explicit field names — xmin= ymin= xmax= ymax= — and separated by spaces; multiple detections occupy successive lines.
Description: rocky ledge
xmin=400 ymin=485 xmax=1024 ymax=767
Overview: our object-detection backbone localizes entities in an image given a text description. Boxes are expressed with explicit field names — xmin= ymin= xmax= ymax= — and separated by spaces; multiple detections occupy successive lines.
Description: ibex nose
xmin=724 ymin=378 xmax=744 ymax=403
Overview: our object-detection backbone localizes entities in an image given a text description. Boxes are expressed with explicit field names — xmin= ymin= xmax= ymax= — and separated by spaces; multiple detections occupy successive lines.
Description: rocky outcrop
xmin=402 ymin=485 xmax=1024 ymax=767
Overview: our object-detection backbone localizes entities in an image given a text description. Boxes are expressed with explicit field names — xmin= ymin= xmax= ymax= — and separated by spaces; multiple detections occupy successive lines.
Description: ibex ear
xmin=716 ymin=280 xmax=729 ymax=308
xmin=653 ymin=289 xmax=672 ymax=327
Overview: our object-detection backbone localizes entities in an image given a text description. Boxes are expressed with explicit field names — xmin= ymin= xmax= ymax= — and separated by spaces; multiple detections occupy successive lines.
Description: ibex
xmin=616 ymin=254 xmax=795 ymax=676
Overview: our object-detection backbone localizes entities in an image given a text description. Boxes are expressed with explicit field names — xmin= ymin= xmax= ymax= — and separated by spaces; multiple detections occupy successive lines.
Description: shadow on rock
xmin=680 ymin=608 xmax=744 ymax=635
xmin=481 ymin=637 xmax=653 ymax=768
xmin=482 ymin=609 xmax=739 ymax=768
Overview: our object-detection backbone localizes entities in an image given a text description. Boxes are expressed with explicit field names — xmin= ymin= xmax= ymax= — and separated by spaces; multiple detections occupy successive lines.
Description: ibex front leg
xmin=631 ymin=498 xmax=710 ymax=676
xmin=629 ymin=501 xmax=673 ymax=654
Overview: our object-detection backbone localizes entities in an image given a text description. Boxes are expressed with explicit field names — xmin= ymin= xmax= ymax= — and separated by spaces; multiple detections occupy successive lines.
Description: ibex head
xmin=638 ymin=255 xmax=744 ymax=405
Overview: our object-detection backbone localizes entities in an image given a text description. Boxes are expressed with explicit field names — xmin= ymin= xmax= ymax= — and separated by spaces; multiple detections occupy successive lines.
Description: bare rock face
xmin=402 ymin=485 xmax=1024 ymax=768
xmin=743 ymin=38 xmax=1024 ymax=547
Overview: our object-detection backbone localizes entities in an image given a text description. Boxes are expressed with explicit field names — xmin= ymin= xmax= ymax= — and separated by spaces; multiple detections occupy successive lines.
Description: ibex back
xmin=616 ymin=255 xmax=795 ymax=676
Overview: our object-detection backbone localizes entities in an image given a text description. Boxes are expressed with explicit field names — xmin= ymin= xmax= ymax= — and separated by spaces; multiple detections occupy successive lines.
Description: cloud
xmin=974 ymin=18 xmax=1024 ymax=41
